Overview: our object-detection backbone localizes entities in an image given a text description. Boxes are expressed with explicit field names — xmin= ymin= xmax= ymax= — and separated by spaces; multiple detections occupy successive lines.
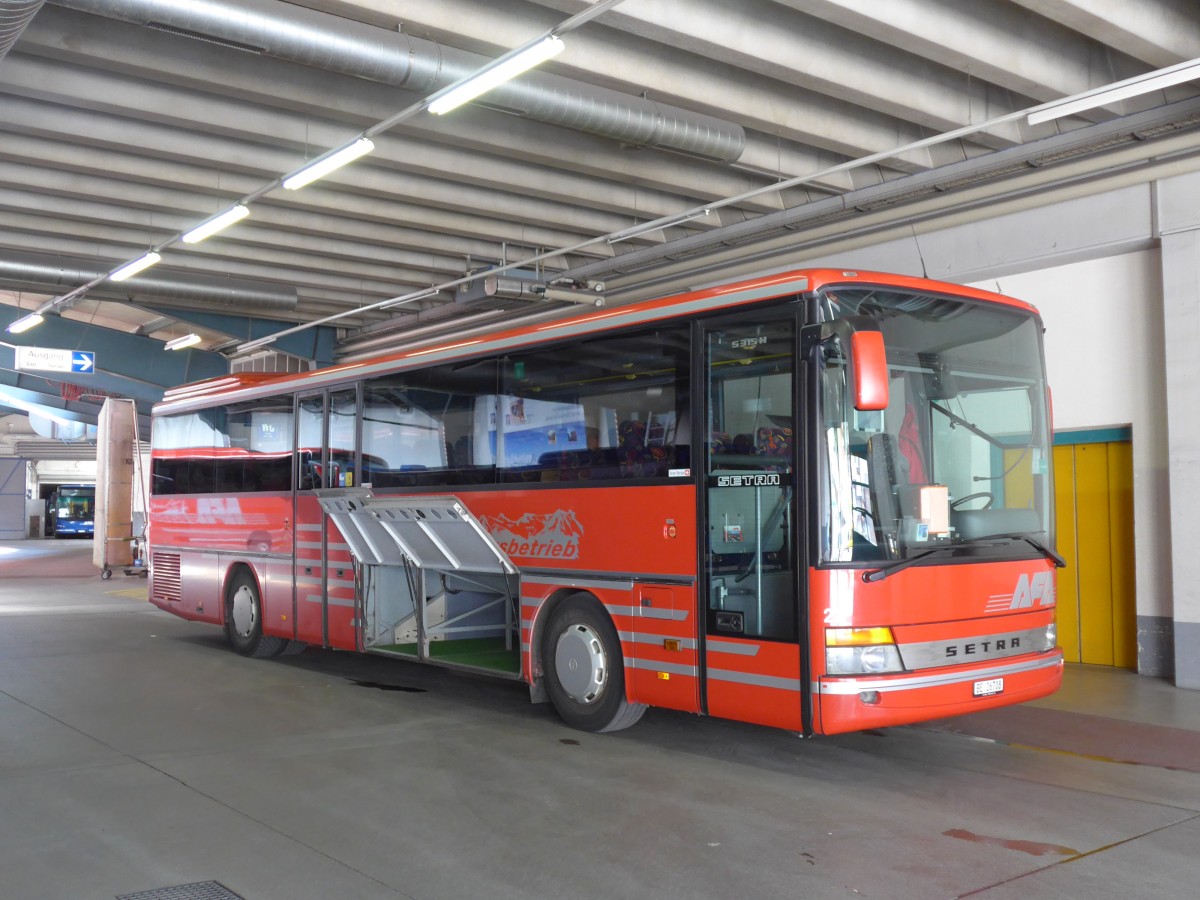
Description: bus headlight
xmin=1040 ymin=623 xmax=1057 ymax=652
xmin=825 ymin=627 xmax=904 ymax=675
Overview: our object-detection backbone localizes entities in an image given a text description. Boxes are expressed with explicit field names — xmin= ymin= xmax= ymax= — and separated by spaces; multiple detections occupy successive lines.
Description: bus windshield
xmin=56 ymin=486 xmax=95 ymax=520
xmin=817 ymin=286 xmax=1052 ymax=566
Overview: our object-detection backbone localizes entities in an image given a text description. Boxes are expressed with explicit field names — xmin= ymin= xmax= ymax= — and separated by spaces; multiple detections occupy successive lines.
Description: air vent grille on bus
xmin=152 ymin=553 xmax=182 ymax=602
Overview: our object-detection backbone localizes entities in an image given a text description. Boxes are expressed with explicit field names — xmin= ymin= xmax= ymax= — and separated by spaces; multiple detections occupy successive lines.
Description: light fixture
xmin=429 ymin=36 xmax=565 ymax=115
xmin=7 ymin=313 xmax=44 ymax=334
xmin=237 ymin=335 xmax=278 ymax=353
xmin=182 ymin=205 xmax=250 ymax=244
xmin=110 ymin=251 xmax=162 ymax=282
xmin=1027 ymin=58 xmax=1200 ymax=125
xmin=164 ymin=333 xmax=202 ymax=351
xmin=282 ymin=138 xmax=375 ymax=190
xmin=0 ymin=390 xmax=74 ymax=426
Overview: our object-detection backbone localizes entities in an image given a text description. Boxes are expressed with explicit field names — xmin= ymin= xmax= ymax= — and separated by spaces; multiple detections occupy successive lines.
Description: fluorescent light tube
xmin=164 ymin=333 xmax=202 ymax=350
xmin=282 ymin=138 xmax=375 ymax=190
xmin=429 ymin=37 xmax=564 ymax=115
xmin=110 ymin=251 xmax=162 ymax=282
xmin=0 ymin=390 xmax=73 ymax=426
xmin=7 ymin=313 xmax=44 ymax=334
xmin=1028 ymin=58 xmax=1200 ymax=125
xmin=236 ymin=335 xmax=277 ymax=353
xmin=182 ymin=204 xmax=249 ymax=244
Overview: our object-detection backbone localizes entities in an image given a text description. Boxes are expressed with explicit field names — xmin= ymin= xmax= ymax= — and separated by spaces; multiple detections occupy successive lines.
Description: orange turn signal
xmin=826 ymin=627 xmax=895 ymax=647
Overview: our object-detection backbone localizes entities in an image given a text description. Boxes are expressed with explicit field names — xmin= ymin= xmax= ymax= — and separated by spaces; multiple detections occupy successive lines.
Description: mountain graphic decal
xmin=483 ymin=509 xmax=583 ymax=560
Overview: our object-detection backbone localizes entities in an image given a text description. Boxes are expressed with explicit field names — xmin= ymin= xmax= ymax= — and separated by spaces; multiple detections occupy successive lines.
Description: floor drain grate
xmin=117 ymin=882 xmax=245 ymax=900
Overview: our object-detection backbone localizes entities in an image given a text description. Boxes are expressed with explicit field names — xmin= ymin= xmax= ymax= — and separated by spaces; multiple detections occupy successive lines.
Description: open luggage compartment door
xmin=315 ymin=490 xmax=522 ymax=677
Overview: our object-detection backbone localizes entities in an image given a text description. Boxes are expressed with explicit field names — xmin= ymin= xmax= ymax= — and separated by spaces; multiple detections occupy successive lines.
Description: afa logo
xmin=1011 ymin=572 xmax=1054 ymax=608
xmin=481 ymin=509 xmax=583 ymax=560
xmin=985 ymin=572 xmax=1055 ymax=612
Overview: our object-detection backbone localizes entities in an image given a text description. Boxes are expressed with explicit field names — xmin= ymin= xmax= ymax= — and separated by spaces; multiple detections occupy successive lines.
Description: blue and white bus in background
xmin=51 ymin=484 xmax=96 ymax=537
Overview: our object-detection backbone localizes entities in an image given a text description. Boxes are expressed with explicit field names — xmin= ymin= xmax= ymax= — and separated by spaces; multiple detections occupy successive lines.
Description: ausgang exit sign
xmin=15 ymin=347 xmax=96 ymax=374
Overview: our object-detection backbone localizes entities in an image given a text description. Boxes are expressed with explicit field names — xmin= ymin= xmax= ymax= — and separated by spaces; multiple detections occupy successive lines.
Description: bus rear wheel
xmin=542 ymin=593 xmax=645 ymax=733
xmin=225 ymin=569 xmax=285 ymax=658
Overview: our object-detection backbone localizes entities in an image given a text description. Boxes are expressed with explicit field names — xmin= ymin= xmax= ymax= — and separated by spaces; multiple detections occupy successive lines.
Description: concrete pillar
xmin=1159 ymin=172 xmax=1200 ymax=688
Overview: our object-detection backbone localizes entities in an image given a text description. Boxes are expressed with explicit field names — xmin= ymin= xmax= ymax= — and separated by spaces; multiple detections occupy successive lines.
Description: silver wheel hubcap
xmin=231 ymin=585 xmax=256 ymax=637
xmin=555 ymin=623 xmax=607 ymax=704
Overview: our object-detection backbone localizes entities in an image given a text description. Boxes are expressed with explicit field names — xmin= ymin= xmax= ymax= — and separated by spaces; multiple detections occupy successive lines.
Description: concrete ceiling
xmin=1 ymin=0 xmax=1199 ymax=431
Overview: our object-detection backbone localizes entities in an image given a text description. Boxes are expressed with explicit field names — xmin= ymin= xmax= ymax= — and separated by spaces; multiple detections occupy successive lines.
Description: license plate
xmin=973 ymin=677 xmax=1004 ymax=697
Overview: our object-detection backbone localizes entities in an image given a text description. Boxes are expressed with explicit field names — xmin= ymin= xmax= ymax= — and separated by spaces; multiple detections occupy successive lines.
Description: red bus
xmin=146 ymin=268 xmax=1063 ymax=735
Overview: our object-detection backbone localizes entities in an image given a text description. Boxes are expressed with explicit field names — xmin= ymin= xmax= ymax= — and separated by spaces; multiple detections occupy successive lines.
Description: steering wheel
xmin=951 ymin=491 xmax=994 ymax=510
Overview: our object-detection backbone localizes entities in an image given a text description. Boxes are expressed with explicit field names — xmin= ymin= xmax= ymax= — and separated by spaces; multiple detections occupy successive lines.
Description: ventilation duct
xmin=0 ymin=250 xmax=298 ymax=312
xmin=13 ymin=438 xmax=97 ymax=459
xmin=53 ymin=0 xmax=746 ymax=163
xmin=0 ymin=0 xmax=45 ymax=62
xmin=28 ymin=413 xmax=95 ymax=442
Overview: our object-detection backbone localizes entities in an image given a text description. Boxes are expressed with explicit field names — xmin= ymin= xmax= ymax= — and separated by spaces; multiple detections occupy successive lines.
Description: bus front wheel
xmin=224 ymin=569 xmax=285 ymax=659
xmin=542 ymin=593 xmax=646 ymax=733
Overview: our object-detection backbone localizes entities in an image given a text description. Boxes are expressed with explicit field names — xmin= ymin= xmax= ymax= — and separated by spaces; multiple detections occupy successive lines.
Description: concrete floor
xmin=2 ymin=540 xmax=1199 ymax=900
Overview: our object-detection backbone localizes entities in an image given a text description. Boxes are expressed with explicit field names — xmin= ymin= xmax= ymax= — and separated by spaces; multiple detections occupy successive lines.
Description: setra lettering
xmin=944 ymin=636 xmax=1021 ymax=658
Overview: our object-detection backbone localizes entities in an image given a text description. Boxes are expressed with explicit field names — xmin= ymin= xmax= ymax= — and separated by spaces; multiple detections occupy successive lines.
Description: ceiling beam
xmin=341 ymin=0 xmax=985 ymax=173
xmin=16 ymin=7 xmax=785 ymax=212
xmin=532 ymin=0 xmax=1029 ymax=145
xmin=781 ymin=0 xmax=1154 ymax=116
xmin=1009 ymin=0 xmax=1200 ymax=70
xmin=0 ymin=306 xmax=227 ymax=409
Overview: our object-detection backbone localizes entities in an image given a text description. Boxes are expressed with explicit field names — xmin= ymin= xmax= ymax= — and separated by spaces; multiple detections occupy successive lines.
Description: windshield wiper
xmin=970 ymin=532 xmax=1066 ymax=568
xmin=863 ymin=547 xmax=959 ymax=583
xmin=930 ymin=401 xmax=1006 ymax=449
xmin=863 ymin=532 xmax=1064 ymax=583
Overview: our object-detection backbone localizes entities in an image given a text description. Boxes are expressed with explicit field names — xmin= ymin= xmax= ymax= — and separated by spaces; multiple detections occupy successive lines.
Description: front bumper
xmin=814 ymin=650 xmax=1064 ymax=735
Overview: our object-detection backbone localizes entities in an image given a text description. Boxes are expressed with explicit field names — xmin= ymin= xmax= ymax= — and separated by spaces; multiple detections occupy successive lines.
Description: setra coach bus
xmin=146 ymin=268 xmax=1064 ymax=735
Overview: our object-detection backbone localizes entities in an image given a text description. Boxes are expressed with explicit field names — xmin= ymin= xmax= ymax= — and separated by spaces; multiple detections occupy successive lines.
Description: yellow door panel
xmin=1107 ymin=441 xmax=1137 ymax=669
xmin=1004 ymin=447 xmax=1035 ymax=510
xmin=1074 ymin=443 xmax=1114 ymax=666
xmin=1052 ymin=444 xmax=1080 ymax=663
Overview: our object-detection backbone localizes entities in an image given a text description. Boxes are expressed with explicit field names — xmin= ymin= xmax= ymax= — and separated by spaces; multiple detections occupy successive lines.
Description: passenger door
xmin=293 ymin=387 xmax=360 ymax=648
xmin=701 ymin=314 xmax=805 ymax=731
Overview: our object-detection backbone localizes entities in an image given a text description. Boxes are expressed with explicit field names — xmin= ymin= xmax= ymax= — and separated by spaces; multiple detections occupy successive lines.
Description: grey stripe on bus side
xmin=619 ymin=631 xmax=698 ymax=650
xmin=706 ymin=639 xmax=761 ymax=656
xmin=625 ymin=658 xmax=698 ymax=677
xmin=708 ymin=668 xmax=801 ymax=692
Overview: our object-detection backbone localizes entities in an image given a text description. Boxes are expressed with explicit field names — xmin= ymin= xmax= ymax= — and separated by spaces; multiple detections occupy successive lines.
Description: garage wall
xmin=973 ymin=251 xmax=1172 ymax=675
xmin=0 ymin=459 xmax=28 ymax=540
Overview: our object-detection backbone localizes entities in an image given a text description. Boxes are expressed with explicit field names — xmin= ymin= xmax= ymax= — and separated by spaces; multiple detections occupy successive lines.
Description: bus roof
xmin=157 ymin=268 xmax=1037 ymax=414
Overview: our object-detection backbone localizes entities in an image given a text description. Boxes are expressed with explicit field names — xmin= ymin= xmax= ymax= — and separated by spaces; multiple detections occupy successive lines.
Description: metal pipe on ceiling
xmin=563 ymin=98 xmax=1200 ymax=288
xmin=0 ymin=251 xmax=299 ymax=311
xmin=337 ymin=117 xmax=1200 ymax=356
xmin=0 ymin=0 xmax=45 ymax=62
xmin=603 ymin=131 xmax=1200 ymax=302
xmin=51 ymin=0 xmax=746 ymax=163
xmin=335 ymin=307 xmax=568 ymax=363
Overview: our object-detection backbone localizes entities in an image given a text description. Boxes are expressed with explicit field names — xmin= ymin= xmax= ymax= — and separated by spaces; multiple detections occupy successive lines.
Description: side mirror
xmin=849 ymin=330 xmax=889 ymax=411
xmin=812 ymin=316 xmax=890 ymax=411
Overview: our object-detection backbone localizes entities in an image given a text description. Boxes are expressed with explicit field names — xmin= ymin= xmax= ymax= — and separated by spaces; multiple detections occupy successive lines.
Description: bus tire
xmin=542 ymin=593 xmax=646 ymax=733
xmin=224 ymin=569 xmax=285 ymax=659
